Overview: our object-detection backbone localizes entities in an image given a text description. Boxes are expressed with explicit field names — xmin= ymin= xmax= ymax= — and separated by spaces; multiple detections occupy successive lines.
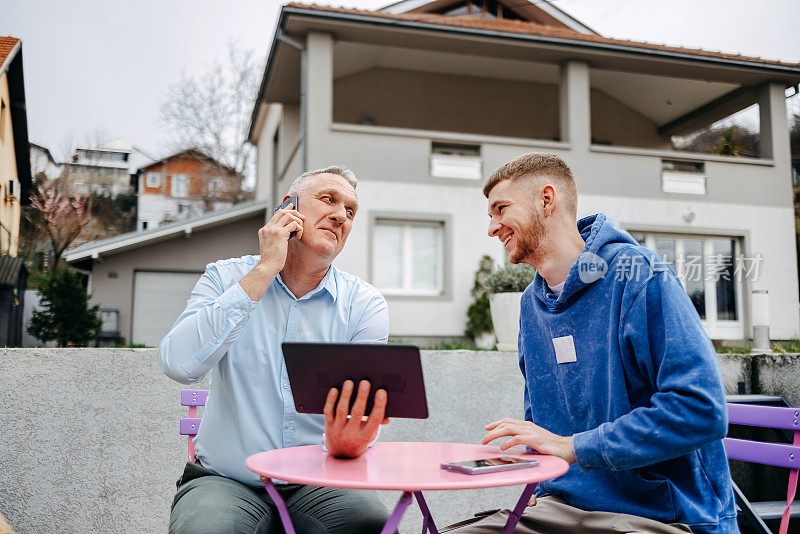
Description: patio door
xmin=629 ymin=233 xmax=744 ymax=340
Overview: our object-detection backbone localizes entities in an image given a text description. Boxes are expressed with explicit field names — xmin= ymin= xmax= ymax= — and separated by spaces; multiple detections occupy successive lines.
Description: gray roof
xmin=65 ymin=199 xmax=268 ymax=263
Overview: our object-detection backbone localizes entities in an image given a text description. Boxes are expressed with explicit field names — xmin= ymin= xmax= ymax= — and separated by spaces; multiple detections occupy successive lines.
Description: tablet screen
xmin=282 ymin=342 xmax=429 ymax=419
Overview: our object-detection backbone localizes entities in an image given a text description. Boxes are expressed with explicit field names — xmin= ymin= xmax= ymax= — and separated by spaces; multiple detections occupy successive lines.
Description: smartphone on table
xmin=440 ymin=456 xmax=539 ymax=475
xmin=274 ymin=195 xmax=299 ymax=238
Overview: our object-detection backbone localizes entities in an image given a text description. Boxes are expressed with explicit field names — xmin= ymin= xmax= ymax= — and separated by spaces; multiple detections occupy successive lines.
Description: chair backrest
xmin=179 ymin=389 xmax=209 ymax=463
xmin=725 ymin=402 xmax=800 ymax=534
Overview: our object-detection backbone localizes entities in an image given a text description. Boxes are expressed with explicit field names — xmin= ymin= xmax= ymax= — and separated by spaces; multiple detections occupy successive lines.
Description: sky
xmin=1 ymin=0 xmax=799 ymax=162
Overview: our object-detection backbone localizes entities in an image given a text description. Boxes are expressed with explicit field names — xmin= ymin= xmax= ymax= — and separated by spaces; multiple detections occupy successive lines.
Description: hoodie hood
xmin=532 ymin=213 xmax=639 ymax=308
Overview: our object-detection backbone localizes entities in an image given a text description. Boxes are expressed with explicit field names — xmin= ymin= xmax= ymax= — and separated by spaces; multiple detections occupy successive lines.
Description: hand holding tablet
xmin=323 ymin=379 xmax=389 ymax=458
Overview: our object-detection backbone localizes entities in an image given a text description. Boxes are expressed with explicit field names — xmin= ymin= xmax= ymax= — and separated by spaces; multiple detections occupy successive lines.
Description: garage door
xmin=132 ymin=271 xmax=203 ymax=347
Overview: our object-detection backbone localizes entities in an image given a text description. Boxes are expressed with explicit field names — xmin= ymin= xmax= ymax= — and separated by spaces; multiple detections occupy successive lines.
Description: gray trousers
xmin=169 ymin=462 xmax=390 ymax=534
xmin=442 ymin=497 xmax=693 ymax=534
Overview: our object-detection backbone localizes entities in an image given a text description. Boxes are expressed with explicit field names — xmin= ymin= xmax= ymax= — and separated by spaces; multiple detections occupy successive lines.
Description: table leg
xmin=261 ymin=478 xmax=295 ymax=534
xmin=414 ymin=491 xmax=439 ymax=534
xmin=381 ymin=491 xmax=414 ymax=534
xmin=499 ymin=483 xmax=537 ymax=534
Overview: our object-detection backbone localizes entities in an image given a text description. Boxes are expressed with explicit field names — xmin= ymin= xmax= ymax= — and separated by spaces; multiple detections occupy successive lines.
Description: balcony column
xmin=559 ymin=60 xmax=591 ymax=152
xmin=758 ymin=82 xmax=791 ymax=170
xmin=305 ymin=32 xmax=334 ymax=171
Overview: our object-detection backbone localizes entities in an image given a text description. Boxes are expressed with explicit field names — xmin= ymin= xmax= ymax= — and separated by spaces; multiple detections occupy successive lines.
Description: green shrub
xmin=485 ymin=263 xmax=537 ymax=294
xmin=464 ymin=255 xmax=494 ymax=340
xmin=28 ymin=268 xmax=102 ymax=347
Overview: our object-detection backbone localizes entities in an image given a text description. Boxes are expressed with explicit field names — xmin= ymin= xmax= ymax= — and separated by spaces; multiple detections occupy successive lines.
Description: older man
xmin=160 ymin=166 xmax=390 ymax=534
xmin=447 ymin=153 xmax=737 ymax=533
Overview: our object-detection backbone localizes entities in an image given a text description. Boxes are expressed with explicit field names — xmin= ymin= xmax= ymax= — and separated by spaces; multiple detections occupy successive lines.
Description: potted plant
xmin=485 ymin=263 xmax=536 ymax=351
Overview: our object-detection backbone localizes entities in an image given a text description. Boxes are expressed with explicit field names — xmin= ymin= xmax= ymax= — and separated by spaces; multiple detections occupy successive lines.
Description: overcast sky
xmin=2 ymin=0 xmax=798 ymax=161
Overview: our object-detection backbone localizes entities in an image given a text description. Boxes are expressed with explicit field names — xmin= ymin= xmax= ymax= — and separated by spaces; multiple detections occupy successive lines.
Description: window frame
xmin=368 ymin=212 xmax=452 ymax=300
xmin=145 ymin=172 xmax=161 ymax=189
xmin=171 ymin=174 xmax=189 ymax=198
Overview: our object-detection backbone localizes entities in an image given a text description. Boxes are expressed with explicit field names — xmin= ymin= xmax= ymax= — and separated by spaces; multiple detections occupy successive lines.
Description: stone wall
xmin=0 ymin=349 xmax=525 ymax=534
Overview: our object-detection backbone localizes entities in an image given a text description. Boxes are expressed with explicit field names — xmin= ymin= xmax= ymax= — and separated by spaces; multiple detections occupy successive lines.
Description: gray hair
xmin=287 ymin=165 xmax=357 ymax=196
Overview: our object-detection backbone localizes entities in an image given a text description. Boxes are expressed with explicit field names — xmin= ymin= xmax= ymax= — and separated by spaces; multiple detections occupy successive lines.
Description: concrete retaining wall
xmin=0 ymin=349 xmax=526 ymax=534
xmin=1 ymin=349 xmax=798 ymax=534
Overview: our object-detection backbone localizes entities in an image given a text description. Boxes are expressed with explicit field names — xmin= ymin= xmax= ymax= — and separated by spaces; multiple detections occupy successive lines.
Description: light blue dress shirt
xmin=159 ymin=255 xmax=389 ymax=486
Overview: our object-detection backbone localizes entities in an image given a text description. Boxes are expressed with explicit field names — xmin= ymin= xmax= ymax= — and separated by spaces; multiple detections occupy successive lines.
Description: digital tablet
xmin=282 ymin=342 xmax=429 ymax=419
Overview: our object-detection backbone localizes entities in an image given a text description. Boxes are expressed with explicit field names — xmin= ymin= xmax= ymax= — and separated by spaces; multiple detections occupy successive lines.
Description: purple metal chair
xmin=179 ymin=389 xmax=208 ymax=463
xmin=725 ymin=402 xmax=800 ymax=534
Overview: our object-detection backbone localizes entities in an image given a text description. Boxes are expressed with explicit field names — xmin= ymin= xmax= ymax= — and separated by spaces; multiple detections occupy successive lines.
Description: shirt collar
xmin=275 ymin=266 xmax=338 ymax=302
xmin=318 ymin=265 xmax=338 ymax=301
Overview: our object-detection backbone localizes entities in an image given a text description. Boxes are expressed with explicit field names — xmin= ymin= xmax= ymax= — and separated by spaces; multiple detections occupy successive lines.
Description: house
xmin=66 ymin=0 xmax=800 ymax=346
xmin=65 ymin=138 xmax=152 ymax=197
xmin=29 ymin=142 xmax=61 ymax=181
xmin=136 ymin=149 xmax=246 ymax=231
xmin=0 ymin=36 xmax=31 ymax=346
xmin=64 ymin=200 xmax=268 ymax=346
xmin=247 ymin=0 xmax=800 ymax=343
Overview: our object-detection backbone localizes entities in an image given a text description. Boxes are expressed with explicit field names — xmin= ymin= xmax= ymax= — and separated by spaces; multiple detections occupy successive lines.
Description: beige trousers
xmin=442 ymin=497 xmax=693 ymax=534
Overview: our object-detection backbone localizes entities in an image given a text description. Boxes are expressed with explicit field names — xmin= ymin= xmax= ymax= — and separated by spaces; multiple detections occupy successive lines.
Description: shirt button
xmin=283 ymin=381 xmax=290 ymax=390
xmin=284 ymin=423 xmax=292 ymax=429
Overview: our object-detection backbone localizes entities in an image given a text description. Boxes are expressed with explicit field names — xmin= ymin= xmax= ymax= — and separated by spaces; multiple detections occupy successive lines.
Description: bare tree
xmin=160 ymin=40 xmax=261 ymax=195
xmin=28 ymin=175 xmax=91 ymax=274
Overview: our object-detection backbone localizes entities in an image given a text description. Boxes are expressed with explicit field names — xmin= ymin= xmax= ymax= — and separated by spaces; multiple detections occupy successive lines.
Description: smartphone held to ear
xmin=274 ymin=195 xmax=299 ymax=238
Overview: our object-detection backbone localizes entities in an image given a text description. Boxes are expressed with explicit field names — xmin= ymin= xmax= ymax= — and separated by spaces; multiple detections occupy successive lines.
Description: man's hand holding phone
xmin=239 ymin=196 xmax=304 ymax=302
xmin=324 ymin=379 xmax=389 ymax=459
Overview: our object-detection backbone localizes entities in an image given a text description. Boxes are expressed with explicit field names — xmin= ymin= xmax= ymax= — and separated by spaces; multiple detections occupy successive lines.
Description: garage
xmin=132 ymin=271 xmax=203 ymax=347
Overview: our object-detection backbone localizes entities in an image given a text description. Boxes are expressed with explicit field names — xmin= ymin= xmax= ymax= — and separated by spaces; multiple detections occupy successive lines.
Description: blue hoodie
xmin=520 ymin=213 xmax=738 ymax=533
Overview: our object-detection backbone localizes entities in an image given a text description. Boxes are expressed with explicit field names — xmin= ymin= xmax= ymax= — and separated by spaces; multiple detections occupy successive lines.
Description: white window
xmin=372 ymin=219 xmax=444 ymax=296
xmin=430 ymin=142 xmax=482 ymax=180
xmin=146 ymin=173 xmax=161 ymax=188
xmin=209 ymin=178 xmax=225 ymax=195
xmin=171 ymin=174 xmax=188 ymax=197
xmin=661 ymin=160 xmax=706 ymax=195
xmin=628 ymin=232 xmax=745 ymax=340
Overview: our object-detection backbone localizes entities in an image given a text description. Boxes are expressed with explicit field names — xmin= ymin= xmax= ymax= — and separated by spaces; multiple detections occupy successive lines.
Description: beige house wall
xmin=0 ymin=71 xmax=20 ymax=257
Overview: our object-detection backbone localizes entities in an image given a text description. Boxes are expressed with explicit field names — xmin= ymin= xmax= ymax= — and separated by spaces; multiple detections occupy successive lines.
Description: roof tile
xmin=0 ymin=36 xmax=20 ymax=71
xmin=286 ymin=3 xmax=799 ymax=67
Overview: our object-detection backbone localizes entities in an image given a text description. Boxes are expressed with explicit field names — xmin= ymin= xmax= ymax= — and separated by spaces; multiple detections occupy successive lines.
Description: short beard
xmin=510 ymin=211 xmax=545 ymax=265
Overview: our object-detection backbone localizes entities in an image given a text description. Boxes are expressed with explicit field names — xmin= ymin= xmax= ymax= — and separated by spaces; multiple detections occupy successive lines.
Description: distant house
xmin=65 ymin=200 xmax=268 ymax=346
xmin=65 ymin=138 xmax=152 ymax=197
xmin=0 ymin=36 xmax=31 ymax=346
xmin=136 ymin=149 xmax=246 ymax=231
xmin=29 ymin=142 xmax=61 ymax=181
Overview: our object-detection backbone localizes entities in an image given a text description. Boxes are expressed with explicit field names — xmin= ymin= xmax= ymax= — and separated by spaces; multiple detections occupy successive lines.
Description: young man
xmin=160 ymin=166 xmax=391 ymax=534
xmin=450 ymin=153 xmax=738 ymax=533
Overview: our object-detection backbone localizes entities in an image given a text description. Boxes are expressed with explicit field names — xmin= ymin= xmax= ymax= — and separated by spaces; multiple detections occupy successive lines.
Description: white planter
xmin=489 ymin=292 xmax=523 ymax=351
xmin=473 ymin=331 xmax=496 ymax=350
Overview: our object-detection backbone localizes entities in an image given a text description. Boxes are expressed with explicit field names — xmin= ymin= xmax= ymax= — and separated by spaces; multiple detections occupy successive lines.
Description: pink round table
xmin=246 ymin=442 xmax=569 ymax=534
